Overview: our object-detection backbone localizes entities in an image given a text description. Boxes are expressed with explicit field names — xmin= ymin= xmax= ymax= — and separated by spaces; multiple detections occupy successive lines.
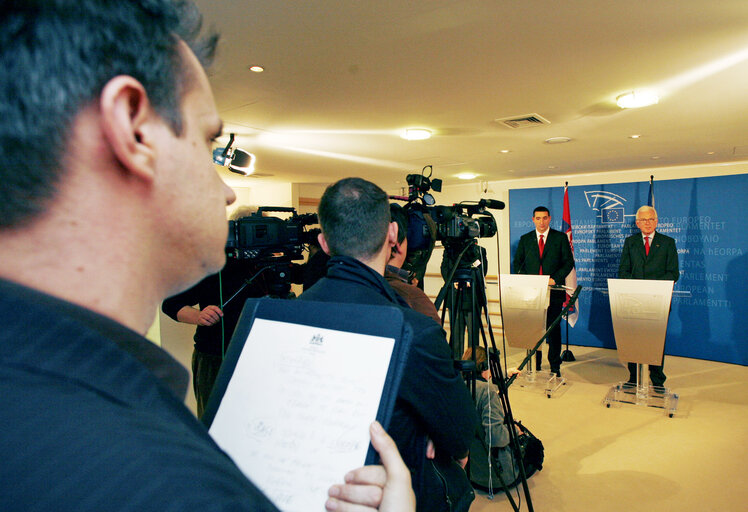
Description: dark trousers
xmin=540 ymin=290 xmax=564 ymax=372
xmin=191 ymin=349 xmax=223 ymax=418
xmin=627 ymin=361 xmax=666 ymax=387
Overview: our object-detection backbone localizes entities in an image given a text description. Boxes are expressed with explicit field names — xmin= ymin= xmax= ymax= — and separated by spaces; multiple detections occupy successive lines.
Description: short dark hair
xmin=533 ymin=206 xmax=550 ymax=216
xmin=0 ymin=0 xmax=218 ymax=228
xmin=389 ymin=203 xmax=408 ymax=245
xmin=462 ymin=345 xmax=488 ymax=373
xmin=317 ymin=178 xmax=390 ymax=260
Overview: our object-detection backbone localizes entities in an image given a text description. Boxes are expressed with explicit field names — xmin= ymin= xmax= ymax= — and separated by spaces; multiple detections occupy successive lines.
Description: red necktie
xmin=538 ymin=234 xmax=545 ymax=274
xmin=645 ymin=235 xmax=650 ymax=256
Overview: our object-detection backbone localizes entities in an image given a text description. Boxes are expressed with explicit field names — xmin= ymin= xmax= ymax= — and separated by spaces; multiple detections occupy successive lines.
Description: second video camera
xmin=226 ymin=207 xmax=318 ymax=262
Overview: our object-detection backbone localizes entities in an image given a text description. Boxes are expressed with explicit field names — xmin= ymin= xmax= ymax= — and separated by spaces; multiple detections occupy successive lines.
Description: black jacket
xmin=619 ymin=231 xmax=679 ymax=281
xmin=513 ymin=228 xmax=575 ymax=286
xmin=0 ymin=278 xmax=278 ymax=511
xmin=300 ymin=256 xmax=478 ymax=512
xmin=162 ymin=258 xmax=268 ymax=356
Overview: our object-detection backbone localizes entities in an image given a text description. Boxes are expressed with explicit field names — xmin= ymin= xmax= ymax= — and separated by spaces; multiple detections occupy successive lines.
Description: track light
xmin=212 ymin=133 xmax=256 ymax=176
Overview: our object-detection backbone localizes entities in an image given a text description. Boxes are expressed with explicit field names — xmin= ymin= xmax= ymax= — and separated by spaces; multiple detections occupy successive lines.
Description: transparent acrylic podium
xmin=500 ymin=274 xmax=565 ymax=397
xmin=604 ymin=278 xmax=679 ymax=417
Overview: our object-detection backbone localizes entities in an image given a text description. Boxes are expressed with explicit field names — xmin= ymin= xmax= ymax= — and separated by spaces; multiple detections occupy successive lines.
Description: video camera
xmin=226 ymin=207 xmax=318 ymax=262
xmin=430 ymin=201 xmax=499 ymax=242
xmin=391 ymin=166 xmax=504 ymax=283
xmin=393 ymin=166 xmax=502 ymax=248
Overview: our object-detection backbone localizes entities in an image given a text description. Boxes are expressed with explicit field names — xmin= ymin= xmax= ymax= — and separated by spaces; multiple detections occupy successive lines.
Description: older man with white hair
xmin=618 ymin=205 xmax=680 ymax=386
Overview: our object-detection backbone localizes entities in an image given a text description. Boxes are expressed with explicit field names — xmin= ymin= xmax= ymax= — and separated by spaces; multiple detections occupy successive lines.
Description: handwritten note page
xmin=208 ymin=318 xmax=395 ymax=512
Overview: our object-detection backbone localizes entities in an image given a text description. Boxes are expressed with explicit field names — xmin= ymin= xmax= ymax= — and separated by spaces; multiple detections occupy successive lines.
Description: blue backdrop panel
xmin=508 ymin=174 xmax=747 ymax=366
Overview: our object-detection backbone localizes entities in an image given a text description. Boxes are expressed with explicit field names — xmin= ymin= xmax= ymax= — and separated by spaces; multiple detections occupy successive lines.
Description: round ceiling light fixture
xmin=616 ymin=90 xmax=659 ymax=109
xmin=401 ymin=128 xmax=432 ymax=141
xmin=544 ymin=136 xmax=572 ymax=144
xmin=456 ymin=172 xmax=478 ymax=180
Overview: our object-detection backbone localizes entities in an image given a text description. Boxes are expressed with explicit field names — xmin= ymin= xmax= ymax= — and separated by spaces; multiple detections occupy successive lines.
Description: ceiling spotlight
xmin=629 ymin=134 xmax=642 ymax=139
xmin=248 ymin=65 xmax=264 ymax=73
xmin=213 ymin=133 xmax=256 ymax=176
xmin=228 ymin=148 xmax=256 ymax=176
xmin=456 ymin=173 xmax=478 ymax=180
xmin=544 ymin=137 xmax=572 ymax=144
xmin=401 ymin=128 xmax=432 ymax=141
xmin=616 ymin=90 xmax=659 ymax=109
xmin=500 ymin=149 xmax=511 ymax=153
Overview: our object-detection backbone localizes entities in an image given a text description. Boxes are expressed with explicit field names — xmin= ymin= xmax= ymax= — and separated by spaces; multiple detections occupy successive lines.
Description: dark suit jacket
xmin=618 ymin=231 xmax=679 ymax=281
xmin=0 ymin=278 xmax=279 ymax=512
xmin=300 ymin=256 xmax=478 ymax=512
xmin=513 ymin=228 xmax=575 ymax=286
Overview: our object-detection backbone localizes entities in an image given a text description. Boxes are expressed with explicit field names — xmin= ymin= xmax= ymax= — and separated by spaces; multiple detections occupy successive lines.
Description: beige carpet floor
xmin=470 ymin=346 xmax=748 ymax=512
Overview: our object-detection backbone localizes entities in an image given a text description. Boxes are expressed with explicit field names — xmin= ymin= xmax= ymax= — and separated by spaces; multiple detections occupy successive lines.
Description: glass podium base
xmin=604 ymin=381 xmax=679 ymax=417
xmin=517 ymin=368 xmax=566 ymax=398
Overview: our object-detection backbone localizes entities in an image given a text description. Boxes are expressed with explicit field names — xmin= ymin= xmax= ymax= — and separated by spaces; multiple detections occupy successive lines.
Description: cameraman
xmin=386 ymin=204 xmax=441 ymax=324
xmin=300 ymin=178 xmax=478 ymax=512
xmin=162 ymin=209 xmax=270 ymax=417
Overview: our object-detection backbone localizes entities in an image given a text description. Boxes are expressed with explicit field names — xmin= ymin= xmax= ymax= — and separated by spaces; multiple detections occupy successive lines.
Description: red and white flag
xmin=561 ymin=184 xmax=579 ymax=327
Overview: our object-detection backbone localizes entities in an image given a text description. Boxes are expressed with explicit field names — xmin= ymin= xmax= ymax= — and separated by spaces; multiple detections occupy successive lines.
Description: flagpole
xmin=561 ymin=181 xmax=576 ymax=362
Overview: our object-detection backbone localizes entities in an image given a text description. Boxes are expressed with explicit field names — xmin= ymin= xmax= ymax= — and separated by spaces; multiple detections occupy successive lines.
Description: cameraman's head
xmin=463 ymin=345 xmax=491 ymax=380
xmin=317 ymin=178 xmax=396 ymax=272
xmin=389 ymin=203 xmax=409 ymax=269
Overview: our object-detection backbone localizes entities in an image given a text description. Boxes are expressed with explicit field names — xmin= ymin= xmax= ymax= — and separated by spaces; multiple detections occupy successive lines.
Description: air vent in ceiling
xmin=495 ymin=113 xmax=551 ymax=129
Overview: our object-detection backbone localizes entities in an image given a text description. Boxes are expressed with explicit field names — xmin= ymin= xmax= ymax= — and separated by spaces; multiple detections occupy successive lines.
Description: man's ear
xmin=317 ymin=232 xmax=331 ymax=256
xmin=99 ymin=75 xmax=159 ymax=182
xmin=387 ymin=221 xmax=398 ymax=246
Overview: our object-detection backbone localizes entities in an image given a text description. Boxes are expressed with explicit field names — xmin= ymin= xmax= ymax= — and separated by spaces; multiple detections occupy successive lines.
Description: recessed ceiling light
xmin=629 ymin=134 xmax=642 ymax=139
xmin=548 ymin=165 xmax=557 ymax=169
xmin=706 ymin=151 xmax=715 ymax=155
xmin=500 ymin=149 xmax=511 ymax=153
xmin=401 ymin=128 xmax=432 ymax=141
xmin=544 ymin=137 xmax=572 ymax=144
xmin=651 ymin=156 xmax=661 ymax=160
xmin=248 ymin=65 xmax=264 ymax=73
xmin=617 ymin=90 xmax=659 ymax=109
xmin=456 ymin=172 xmax=478 ymax=180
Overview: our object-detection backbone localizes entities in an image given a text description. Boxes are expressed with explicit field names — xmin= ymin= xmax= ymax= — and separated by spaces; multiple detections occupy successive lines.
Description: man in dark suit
xmin=618 ymin=205 xmax=679 ymax=387
xmin=513 ymin=206 xmax=575 ymax=376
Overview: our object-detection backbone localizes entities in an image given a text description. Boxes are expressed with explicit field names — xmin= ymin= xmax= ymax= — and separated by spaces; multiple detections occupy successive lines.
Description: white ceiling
xmin=195 ymin=0 xmax=748 ymax=191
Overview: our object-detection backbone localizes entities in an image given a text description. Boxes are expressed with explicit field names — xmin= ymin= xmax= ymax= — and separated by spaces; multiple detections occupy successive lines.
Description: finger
xmin=205 ymin=305 xmax=224 ymax=316
xmin=327 ymin=483 xmax=383 ymax=508
xmin=324 ymin=496 xmax=376 ymax=512
xmin=425 ymin=439 xmax=435 ymax=459
xmin=199 ymin=313 xmax=220 ymax=326
xmin=370 ymin=422 xmax=410 ymax=480
xmin=343 ymin=465 xmax=387 ymax=487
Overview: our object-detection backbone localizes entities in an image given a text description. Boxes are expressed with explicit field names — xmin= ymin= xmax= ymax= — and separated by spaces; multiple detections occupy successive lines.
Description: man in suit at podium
xmin=619 ymin=205 xmax=679 ymax=387
xmin=512 ymin=206 xmax=575 ymax=376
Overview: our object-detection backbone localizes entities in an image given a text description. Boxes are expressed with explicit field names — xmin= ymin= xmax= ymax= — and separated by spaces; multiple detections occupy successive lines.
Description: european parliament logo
xmin=584 ymin=191 xmax=628 ymax=224
xmin=602 ymin=208 xmax=624 ymax=223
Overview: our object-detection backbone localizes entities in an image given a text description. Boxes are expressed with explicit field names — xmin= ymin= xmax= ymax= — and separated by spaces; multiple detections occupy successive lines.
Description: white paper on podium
xmin=208 ymin=318 xmax=395 ymax=512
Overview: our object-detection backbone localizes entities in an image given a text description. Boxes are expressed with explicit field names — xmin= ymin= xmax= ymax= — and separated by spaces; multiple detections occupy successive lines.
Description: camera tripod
xmin=434 ymin=241 xmax=535 ymax=512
